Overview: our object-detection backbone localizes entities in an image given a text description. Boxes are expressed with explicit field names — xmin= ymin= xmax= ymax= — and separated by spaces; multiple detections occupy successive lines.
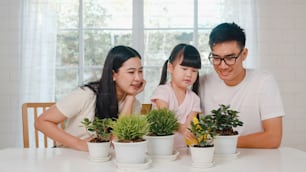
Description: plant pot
xmin=112 ymin=140 xmax=148 ymax=164
xmin=87 ymin=141 xmax=111 ymax=162
xmin=189 ymin=146 xmax=214 ymax=168
xmin=145 ymin=135 xmax=174 ymax=156
xmin=214 ymin=135 xmax=238 ymax=154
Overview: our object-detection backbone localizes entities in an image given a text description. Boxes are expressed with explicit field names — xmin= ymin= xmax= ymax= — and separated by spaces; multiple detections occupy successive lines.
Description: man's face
xmin=211 ymin=41 xmax=247 ymax=86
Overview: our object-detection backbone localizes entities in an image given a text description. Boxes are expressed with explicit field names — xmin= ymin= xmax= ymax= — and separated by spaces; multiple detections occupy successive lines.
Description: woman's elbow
xmin=34 ymin=116 xmax=44 ymax=131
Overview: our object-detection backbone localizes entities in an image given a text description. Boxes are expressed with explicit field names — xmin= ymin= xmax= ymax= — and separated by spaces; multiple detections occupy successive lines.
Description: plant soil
xmin=118 ymin=138 xmax=145 ymax=143
xmin=89 ymin=138 xmax=109 ymax=143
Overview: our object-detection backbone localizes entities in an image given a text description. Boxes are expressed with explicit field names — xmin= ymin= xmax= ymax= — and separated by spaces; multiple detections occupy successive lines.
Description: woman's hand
xmin=135 ymin=79 xmax=146 ymax=95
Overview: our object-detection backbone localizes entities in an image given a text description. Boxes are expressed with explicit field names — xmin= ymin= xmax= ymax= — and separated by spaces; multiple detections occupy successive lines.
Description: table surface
xmin=1 ymin=147 xmax=306 ymax=172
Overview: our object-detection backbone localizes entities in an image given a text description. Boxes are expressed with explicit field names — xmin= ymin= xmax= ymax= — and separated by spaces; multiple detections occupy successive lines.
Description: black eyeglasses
xmin=208 ymin=49 xmax=243 ymax=66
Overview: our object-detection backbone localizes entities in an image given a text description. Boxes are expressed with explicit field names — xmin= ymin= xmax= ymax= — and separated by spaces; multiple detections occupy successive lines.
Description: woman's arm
xmin=120 ymin=80 xmax=146 ymax=116
xmin=35 ymin=105 xmax=90 ymax=151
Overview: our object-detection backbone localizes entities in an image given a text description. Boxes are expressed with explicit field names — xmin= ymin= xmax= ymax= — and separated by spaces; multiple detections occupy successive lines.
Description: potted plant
xmin=81 ymin=117 xmax=114 ymax=162
xmin=211 ymin=104 xmax=244 ymax=155
xmin=112 ymin=115 xmax=150 ymax=164
xmin=145 ymin=108 xmax=179 ymax=156
xmin=187 ymin=114 xmax=217 ymax=168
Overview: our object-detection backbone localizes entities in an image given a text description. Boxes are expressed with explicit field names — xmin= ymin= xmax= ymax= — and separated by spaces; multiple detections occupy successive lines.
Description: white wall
xmin=257 ymin=0 xmax=306 ymax=151
xmin=0 ymin=0 xmax=22 ymax=148
xmin=0 ymin=0 xmax=306 ymax=151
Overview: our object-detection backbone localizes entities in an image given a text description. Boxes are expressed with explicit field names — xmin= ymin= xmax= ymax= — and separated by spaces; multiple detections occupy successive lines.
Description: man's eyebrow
xmin=212 ymin=53 xmax=236 ymax=57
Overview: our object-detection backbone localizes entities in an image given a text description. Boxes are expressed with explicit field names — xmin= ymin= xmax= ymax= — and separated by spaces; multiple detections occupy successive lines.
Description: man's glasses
xmin=208 ymin=49 xmax=243 ymax=66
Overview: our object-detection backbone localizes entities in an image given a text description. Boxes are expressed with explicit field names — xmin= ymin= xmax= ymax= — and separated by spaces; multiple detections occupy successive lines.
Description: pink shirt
xmin=151 ymin=83 xmax=202 ymax=149
xmin=151 ymin=83 xmax=202 ymax=123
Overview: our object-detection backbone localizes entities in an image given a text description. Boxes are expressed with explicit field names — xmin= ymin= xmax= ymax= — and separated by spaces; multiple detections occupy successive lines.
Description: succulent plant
xmin=112 ymin=115 xmax=149 ymax=142
xmin=211 ymin=104 xmax=243 ymax=136
xmin=188 ymin=114 xmax=217 ymax=147
xmin=81 ymin=117 xmax=114 ymax=142
xmin=146 ymin=108 xmax=179 ymax=136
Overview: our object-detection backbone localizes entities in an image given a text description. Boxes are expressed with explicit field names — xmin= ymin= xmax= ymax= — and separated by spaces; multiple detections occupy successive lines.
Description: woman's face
xmin=113 ymin=57 xmax=144 ymax=98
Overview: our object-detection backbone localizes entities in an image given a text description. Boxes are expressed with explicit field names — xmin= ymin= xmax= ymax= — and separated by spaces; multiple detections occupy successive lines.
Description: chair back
xmin=22 ymin=102 xmax=65 ymax=148
xmin=141 ymin=104 xmax=152 ymax=115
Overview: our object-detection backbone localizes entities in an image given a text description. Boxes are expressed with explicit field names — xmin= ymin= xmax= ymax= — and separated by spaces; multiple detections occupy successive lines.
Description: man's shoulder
xmin=247 ymin=69 xmax=275 ymax=81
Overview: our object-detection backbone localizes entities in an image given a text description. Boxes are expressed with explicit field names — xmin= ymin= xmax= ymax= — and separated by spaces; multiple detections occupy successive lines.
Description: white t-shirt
xmin=199 ymin=69 xmax=285 ymax=136
xmin=56 ymin=87 xmax=141 ymax=141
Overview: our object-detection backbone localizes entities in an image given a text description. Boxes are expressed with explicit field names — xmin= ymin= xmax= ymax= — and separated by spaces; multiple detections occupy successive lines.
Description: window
xmin=22 ymin=0 xmax=255 ymax=103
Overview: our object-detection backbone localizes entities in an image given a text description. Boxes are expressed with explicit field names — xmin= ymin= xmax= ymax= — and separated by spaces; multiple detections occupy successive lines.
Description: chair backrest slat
xmin=22 ymin=102 xmax=63 ymax=148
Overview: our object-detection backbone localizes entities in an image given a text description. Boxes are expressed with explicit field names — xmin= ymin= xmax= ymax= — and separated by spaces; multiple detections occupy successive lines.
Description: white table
xmin=1 ymin=147 xmax=306 ymax=172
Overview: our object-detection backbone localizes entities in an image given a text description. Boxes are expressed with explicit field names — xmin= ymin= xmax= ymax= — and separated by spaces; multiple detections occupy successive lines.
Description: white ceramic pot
xmin=190 ymin=146 xmax=215 ymax=164
xmin=113 ymin=140 xmax=148 ymax=164
xmin=87 ymin=141 xmax=111 ymax=161
xmin=145 ymin=135 xmax=174 ymax=156
xmin=214 ymin=135 xmax=238 ymax=154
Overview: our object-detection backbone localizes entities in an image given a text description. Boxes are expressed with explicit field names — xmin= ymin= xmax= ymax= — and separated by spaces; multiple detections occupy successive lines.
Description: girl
xmin=151 ymin=43 xmax=202 ymax=149
xmin=35 ymin=45 xmax=146 ymax=151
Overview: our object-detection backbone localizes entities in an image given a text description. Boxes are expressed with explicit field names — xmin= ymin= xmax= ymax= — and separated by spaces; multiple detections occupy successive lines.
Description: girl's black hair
xmin=83 ymin=45 xmax=141 ymax=119
xmin=159 ymin=43 xmax=201 ymax=94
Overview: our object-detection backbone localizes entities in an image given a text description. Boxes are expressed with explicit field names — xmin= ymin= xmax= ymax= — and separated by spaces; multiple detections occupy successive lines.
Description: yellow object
xmin=192 ymin=117 xmax=199 ymax=125
xmin=184 ymin=137 xmax=198 ymax=146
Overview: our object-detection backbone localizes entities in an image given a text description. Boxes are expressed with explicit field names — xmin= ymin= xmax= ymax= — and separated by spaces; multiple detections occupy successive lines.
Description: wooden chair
xmin=141 ymin=104 xmax=152 ymax=115
xmin=22 ymin=102 xmax=65 ymax=148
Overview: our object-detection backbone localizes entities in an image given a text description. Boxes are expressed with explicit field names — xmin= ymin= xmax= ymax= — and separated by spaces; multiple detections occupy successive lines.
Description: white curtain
xmin=20 ymin=0 xmax=57 ymax=103
xmin=222 ymin=0 xmax=258 ymax=69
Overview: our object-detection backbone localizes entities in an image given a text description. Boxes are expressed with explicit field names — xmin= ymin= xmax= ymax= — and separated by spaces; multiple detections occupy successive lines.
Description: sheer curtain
xmin=221 ymin=0 xmax=258 ymax=68
xmin=20 ymin=0 xmax=57 ymax=103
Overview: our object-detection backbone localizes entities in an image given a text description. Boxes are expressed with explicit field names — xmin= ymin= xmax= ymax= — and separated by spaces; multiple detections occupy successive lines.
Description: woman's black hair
xmin=83 ymin=45 xmax=141 ymax=119
xmin=159 ymin=43 xmax=201 ymax=94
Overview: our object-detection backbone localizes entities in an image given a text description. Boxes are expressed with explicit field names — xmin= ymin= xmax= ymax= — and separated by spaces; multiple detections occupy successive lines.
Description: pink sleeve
xmin=150 ymin=85 xmax=170 ymax=108
xmin=192 ymin=94 xmax=202 ymax=113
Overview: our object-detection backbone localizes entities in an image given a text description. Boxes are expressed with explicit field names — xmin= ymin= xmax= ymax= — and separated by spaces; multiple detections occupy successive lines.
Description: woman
xmin=35 ymin=45 xmax=146 ymax=151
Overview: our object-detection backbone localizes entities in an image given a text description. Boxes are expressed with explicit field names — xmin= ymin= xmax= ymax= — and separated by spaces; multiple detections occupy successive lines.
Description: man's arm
xmin=237 ymin=117 xmax=283 ymax=148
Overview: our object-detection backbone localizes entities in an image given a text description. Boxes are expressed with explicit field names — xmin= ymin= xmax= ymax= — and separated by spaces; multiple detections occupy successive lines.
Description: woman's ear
xmin=112 ymin=70 xmax=116 ymax=81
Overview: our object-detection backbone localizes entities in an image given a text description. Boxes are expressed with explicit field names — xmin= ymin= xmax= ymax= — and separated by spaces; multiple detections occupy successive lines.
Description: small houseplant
xmin=211 ymin=104 xmax=244 ymax=155
xmin=187 ymin=114 xmax=217 ymax=168
xmin=112 ymin=115 xmax=150 ymax=164
xmin=81 ymin=117 xmax=114 ymax=161
xmin=145 ymin=108 xmax=179 ymax=156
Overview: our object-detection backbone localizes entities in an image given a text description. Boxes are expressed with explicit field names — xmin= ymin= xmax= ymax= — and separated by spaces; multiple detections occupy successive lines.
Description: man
xmin=199 ymin=22 xmax=284 ymax=148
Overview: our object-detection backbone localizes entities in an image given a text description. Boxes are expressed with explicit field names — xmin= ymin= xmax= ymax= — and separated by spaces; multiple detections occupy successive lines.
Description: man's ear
xmin=242 ymin=48 xmax=248 ymax=61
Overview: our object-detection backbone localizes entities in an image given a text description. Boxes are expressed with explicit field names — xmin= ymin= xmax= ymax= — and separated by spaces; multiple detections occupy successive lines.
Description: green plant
xmin=81 ymin=117 xmax=114 ymax=142
xmin=112 ymin=115 xmax=149 ymax=142
xmin=188 ymin=115 xmax=217 ymax=147
xmin=211 ymin=104 xmax=244 ymax=136
xmin=146 ymin=108 xmax=179 ymax=136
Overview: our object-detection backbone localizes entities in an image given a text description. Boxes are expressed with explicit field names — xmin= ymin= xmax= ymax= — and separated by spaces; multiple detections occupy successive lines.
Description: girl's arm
xmin=181 ymin=111 xmax=198 ymax=142
xmin=154 ymin=99 xmax=168 ymax=109
xmin=35 ymin=105 xmax=90 ymax=151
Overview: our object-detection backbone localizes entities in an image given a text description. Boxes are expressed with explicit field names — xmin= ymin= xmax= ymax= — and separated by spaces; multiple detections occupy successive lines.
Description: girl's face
xmin=112 ymin=57 xmax=144 ymax=98
xmin=168 ymin=59 xmax=199 ymax=89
